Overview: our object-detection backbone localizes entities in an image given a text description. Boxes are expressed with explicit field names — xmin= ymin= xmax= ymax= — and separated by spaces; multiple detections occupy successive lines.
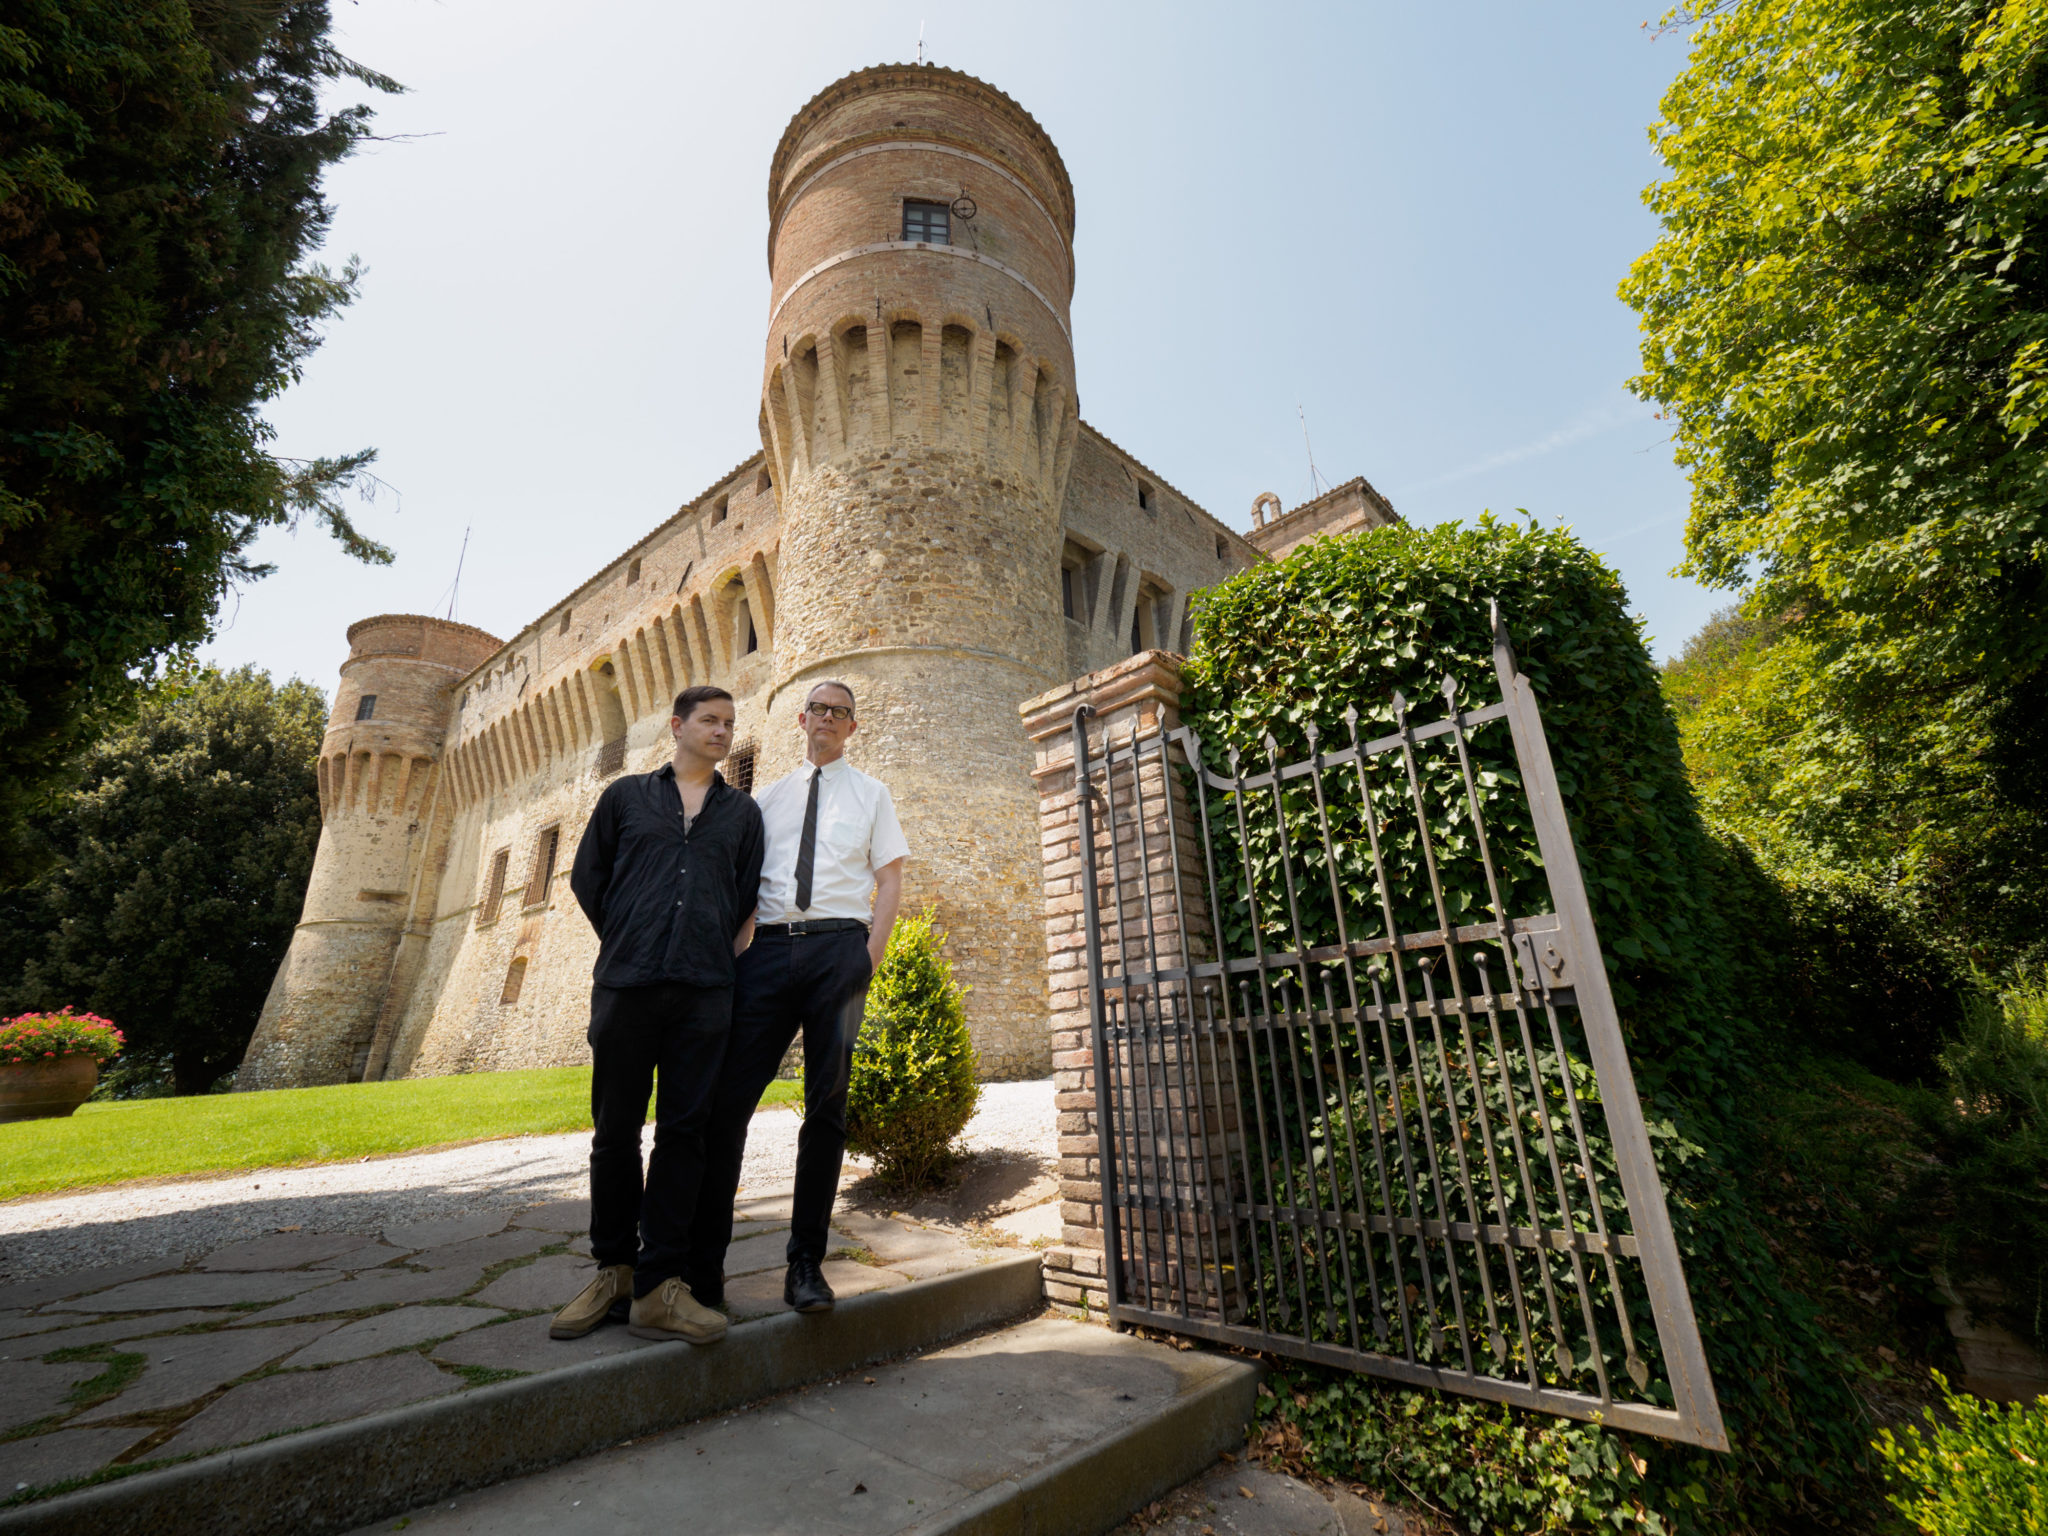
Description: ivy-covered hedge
xmin=1179 ymin=516 xmax=1864 ymax=1534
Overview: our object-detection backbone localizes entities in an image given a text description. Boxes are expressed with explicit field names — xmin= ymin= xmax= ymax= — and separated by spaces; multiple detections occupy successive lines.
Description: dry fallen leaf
xmin=863 ymin=1377 xmax=877 ymax=1385
xmin=852 ymin=1483 xmax=867 ymax=1495
xmin=1239 ymin=1486 xmax=1254 ymax=1500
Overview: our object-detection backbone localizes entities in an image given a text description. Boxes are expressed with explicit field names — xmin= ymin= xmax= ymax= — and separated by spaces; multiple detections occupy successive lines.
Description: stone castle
xmin=238 ymin=64 xmax=1397 ymax=1091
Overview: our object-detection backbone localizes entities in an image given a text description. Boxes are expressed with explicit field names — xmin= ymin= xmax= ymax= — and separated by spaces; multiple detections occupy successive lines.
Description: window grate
xmin=478 ymin=848 xmax=510 ymax=927
xmin=528 ymin=826 xmax=561 ymax=907
xmin=595 ymin=738 xmax=626 ymax=779
xmin=727 ymin=742 xmax=757 ymax=796
xmin=355 ymin=695 xmax=377 ymax=722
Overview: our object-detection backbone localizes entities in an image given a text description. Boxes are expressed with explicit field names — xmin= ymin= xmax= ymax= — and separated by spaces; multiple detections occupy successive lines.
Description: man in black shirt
xmin=552 ymin=685 xmax=764 ymax=1346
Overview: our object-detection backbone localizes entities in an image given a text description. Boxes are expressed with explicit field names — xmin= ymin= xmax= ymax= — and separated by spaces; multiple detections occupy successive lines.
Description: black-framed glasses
xmin=802 ymin=702 xmax=854 ymax=722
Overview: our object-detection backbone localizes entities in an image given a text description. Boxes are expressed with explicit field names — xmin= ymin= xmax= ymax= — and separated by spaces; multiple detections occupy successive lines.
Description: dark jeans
xmin=587 ymin=980 xmax=731 ymax=1298
xmin=690 ymin=928 xmax=872 ymax=1278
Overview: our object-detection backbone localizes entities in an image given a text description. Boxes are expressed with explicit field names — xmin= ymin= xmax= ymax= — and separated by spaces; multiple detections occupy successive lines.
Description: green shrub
xmin=1181 ymin=515 xmax=1864 ymax=1532
xmin=1931 ymin=970 xmax=2048 ymax=1348
xmin=846 ymin=909 xmax=980 ymax=1188
xmin=1874 ymin=1373 xmax=2048 ymax=1534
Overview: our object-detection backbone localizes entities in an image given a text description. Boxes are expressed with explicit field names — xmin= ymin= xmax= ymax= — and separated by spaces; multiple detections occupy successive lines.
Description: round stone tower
xmin=758 ymin=65 xmax=1080 ymax=1077
xmin=239 ymin=614 xmax=502 ymax=1090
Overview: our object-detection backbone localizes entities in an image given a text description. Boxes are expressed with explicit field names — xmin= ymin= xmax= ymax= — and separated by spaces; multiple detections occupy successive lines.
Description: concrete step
xmin=344 ymin=1315 xmax=1261 ymax=1536
xmin=0 ymin=1254 xmax=1047 ymax=1536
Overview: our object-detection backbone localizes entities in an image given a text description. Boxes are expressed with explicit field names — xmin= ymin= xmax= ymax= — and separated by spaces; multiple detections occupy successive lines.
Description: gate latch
xmin=1514 ymin=929 xmax=1572 ymax=992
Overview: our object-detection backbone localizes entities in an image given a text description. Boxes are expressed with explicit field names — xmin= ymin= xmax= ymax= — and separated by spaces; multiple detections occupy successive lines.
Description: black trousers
xmin=587 ymin=981 xmax=731 ymax=1297
xmin=690 ymin=928 xmax=872 ymax=1277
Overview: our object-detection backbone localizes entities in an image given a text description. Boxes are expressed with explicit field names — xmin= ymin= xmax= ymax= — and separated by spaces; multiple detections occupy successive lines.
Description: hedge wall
xmin=1178 ymin=515 xmax=1866 ymax=1534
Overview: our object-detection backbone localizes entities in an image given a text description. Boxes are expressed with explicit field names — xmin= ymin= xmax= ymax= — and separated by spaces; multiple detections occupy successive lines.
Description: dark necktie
xmin=793 ymin=767 xmax=820 ymax=912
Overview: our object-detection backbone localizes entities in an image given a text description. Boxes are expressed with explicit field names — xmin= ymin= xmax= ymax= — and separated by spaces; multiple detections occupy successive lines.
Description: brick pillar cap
xmin=1020 ymin=650 xmax=1184 ymax=742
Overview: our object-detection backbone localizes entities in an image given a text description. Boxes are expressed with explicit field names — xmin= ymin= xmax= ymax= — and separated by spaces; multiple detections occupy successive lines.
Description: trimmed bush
xmin=1875 ymin=1372 xmax=2048 ymax=1534
xmin=1179 ymin=515 xmax=1863 ymax=1533
xmin=846 ymin=909 xmax=981 ymax=1188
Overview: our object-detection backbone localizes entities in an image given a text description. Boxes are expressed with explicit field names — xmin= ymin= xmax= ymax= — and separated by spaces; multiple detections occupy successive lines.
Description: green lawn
xmin=0 ymin=1068 xmax=801 ymax=1203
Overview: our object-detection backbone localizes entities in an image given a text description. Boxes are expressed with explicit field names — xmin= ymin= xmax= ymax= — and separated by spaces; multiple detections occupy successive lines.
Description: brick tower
xmin=756 ymin=65 xmax=1080 ymax=1075
xmin=239 ymin=614 xmax=502 ymax=1089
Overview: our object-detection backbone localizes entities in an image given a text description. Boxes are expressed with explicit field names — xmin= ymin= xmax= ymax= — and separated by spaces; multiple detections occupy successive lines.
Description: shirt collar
xmin=805 ymin=756 xmax=850 ymax=783
xmin=656 ymin=761 xmax=726 ymax=796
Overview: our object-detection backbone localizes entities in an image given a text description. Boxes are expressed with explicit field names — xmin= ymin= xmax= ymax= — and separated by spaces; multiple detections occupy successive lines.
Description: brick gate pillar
xmin=1020 ymin=650 xmax=1188 ymax=1317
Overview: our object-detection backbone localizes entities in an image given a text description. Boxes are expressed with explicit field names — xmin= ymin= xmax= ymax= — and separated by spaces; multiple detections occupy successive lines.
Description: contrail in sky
xmin=1397 ymin=401 xmax=1652 ymax=496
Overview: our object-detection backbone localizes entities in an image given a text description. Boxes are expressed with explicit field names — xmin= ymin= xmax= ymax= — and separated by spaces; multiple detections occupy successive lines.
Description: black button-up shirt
xmin=570 ymin=764 xmax=765 ymax=990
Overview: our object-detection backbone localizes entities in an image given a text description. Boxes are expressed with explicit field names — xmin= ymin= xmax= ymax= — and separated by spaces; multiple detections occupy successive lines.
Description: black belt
xmin=755 ymin=918 xmax=868 ymax=937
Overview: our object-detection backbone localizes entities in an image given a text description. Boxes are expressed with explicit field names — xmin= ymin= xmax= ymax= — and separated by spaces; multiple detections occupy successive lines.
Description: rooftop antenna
xmin=917 ymin=21 xmax=925 ymax=63
xmin=1298 ymin=405 xmax=1329 ymax=500
xmin=441 ymin=524 xmax=471 ymax=621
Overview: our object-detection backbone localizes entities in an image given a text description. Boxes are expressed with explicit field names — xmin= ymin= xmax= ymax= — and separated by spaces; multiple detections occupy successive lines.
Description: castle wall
xmin=248 ymin=65 xmax=1308 ymax=1092
xmin=1245 ymin=475 xmax=1400 ymax=561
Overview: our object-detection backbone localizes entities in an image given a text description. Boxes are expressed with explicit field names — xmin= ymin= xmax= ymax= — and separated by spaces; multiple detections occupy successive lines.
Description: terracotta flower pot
xmin=0 ymin=1055 xmax=100 ymax=1123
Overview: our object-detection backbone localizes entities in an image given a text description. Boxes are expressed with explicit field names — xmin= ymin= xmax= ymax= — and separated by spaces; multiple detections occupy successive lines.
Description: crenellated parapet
xmin=238 ymin=615 xmax=502 ymax=1090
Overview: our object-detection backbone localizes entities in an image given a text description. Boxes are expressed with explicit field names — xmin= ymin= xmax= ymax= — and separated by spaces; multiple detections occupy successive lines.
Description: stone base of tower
xmin=239 ymin=923 xmax=403 ymax=1090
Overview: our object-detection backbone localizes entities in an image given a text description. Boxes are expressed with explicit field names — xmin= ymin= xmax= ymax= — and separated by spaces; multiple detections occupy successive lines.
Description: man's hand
xmin=868 ymin=859 xmax=904 ymax=972
xmin=733 ymin=913 xmax=756 ymax=958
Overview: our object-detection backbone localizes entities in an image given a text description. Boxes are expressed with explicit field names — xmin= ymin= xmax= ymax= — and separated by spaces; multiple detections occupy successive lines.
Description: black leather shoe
xmin=784 ymin=1257 xmax=835 ymax=1313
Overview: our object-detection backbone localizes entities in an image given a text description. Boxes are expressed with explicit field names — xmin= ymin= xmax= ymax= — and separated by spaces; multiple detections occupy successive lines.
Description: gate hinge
xmin=1514 ymin=927 xmax=1573 ymax=992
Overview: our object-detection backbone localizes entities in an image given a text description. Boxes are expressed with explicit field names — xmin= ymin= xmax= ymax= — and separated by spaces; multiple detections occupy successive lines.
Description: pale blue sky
xmin=210 ymin=1 xmax=1713 ymax=691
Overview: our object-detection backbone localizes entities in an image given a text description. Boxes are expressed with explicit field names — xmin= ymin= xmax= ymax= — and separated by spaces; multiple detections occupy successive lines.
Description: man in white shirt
xmin=688 ymin=679 xmax=908 ymax=1314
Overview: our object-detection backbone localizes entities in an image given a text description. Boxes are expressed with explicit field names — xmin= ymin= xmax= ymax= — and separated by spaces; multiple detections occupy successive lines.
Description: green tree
xmin=1622 ymin=0 xmax=2048 ymax=960
xmin=0 ymin=666 xmax=326 ymax=1094
xmin=846 ymin=909 xmax=981 ymax=1188
xmin=0 ymin=0 xmax=395 ymax=877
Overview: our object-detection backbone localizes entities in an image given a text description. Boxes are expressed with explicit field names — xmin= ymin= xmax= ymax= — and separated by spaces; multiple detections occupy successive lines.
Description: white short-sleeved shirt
xmin=752 ymin=756 xmax=909 ymax=925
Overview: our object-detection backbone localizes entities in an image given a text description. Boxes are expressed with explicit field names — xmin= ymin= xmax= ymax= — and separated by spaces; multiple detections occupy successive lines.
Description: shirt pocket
xmin=822 ymin=814 xmax=867 ymax=859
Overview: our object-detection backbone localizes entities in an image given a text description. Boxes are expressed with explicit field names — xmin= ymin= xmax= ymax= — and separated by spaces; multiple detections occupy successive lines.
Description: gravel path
xmin=0 ymin=1081 xmax=1055 ymax=1284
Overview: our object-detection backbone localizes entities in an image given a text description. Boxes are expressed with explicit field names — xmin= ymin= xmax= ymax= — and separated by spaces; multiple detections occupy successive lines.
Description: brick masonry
xmin=1019 ymin=650 xmax=1200 ymax=1317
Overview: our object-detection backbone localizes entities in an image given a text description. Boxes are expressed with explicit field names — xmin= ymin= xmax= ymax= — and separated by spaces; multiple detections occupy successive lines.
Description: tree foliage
xmin=1626 ymin=0 xmax=2048 ymax=966
xmin=0 ymin=666 xmax=326 ymax=1094
xmin=0 ymin=0 xmax=394 ymax=876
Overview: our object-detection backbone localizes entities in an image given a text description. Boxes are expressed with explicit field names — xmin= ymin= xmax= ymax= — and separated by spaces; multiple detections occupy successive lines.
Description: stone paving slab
xmin=234 ymin=1264 xmax=485 ymax=1323
xmin=0 ymin=1426 xmax=151 ymax=1494
xmin=722 ymin=1229 xmax=793 ymax=1277
xmin=509 ymin=1201 xmax=588 ymax=1234
xmin=47 ymin=1269 xmax=346 ymax=1314
xmin=0 ymin=1262 xmax=180 ymax=1312
xmin=198 ymin=1233 xmax=389 ymax=1273
xmin=155 ymin=1353 xmax=462 ymax=1459
xmin=722 ymin=1259 xmax=909 ymax=1321
xmin=0 ymin=1315 xmax=96 ymax=1344
xmin=73 ymin=1321 xmax=341 ymax=1423
xmin=285 ymin=1306 xmax=506 ymax=1368
xmin=472 ymin=1255 xmax=593 ymax=1312
xmin=0 ymin=1359 xmax=101 ymax=1431
xmin=383 ymin=1212 xmax=508 ymax=1250
xmin=430 ymin=1313 xmax=657 ymax=1373
xmin=0 ymin=1187 xmax=1040 ymax=1512
xmin=2 ymin=1311 xmax=230 ymax=1357
xmin=409 ymin=1228 xmax=551 ymax=1271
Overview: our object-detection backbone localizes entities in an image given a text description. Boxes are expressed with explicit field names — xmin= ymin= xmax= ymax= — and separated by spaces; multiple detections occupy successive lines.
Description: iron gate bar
xmin=1068 ymin=607 xmax=1729 ymax=1452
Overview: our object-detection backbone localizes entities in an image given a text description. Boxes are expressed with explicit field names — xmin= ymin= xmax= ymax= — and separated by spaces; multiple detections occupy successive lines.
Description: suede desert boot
xmin=550 ymin=1263 xmax=633 ymax=1339
xmin=628 ymin=1277 xmax=728 ymax=1344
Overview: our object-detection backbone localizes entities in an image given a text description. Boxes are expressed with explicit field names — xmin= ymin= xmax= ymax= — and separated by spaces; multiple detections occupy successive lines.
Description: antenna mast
xmin=1298 ymin=405 xmax=1329 ymax=500
xmin=917 ymin=21 xmax=925 ymax=63
xmin=444 ymin=525 xmax=471 ymax=622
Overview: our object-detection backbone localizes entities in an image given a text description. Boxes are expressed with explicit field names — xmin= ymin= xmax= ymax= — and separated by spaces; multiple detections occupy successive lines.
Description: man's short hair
xmin=672 ymin=685 xmax=734 ymax=722
xmin=806 ymin=679 xmax=856 ymax=715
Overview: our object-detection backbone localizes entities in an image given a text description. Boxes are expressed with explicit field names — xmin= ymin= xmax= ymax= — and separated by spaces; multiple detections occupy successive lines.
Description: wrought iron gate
xmin=1072 ymin=608 xmax=1727 ymax=1450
